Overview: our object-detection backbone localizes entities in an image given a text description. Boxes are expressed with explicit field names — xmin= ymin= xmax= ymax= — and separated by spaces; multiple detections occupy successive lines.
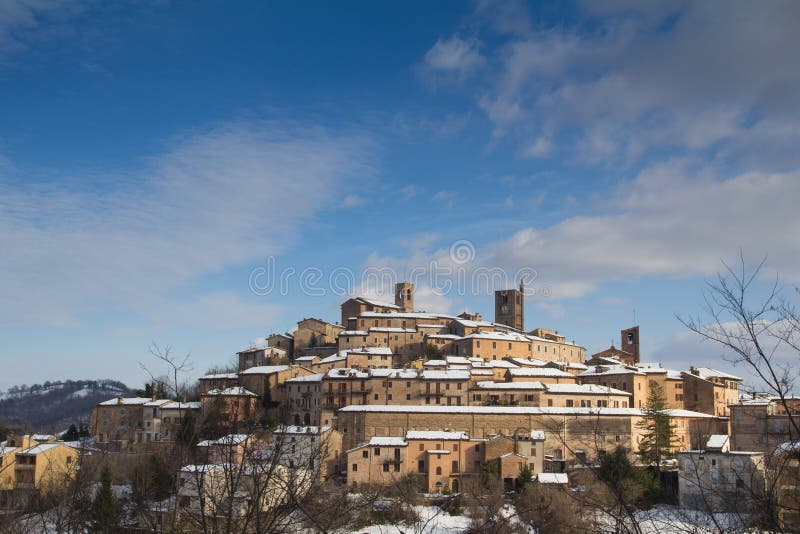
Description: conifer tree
xmin=92 ymin=466 xmax=119 ymax=533
xmin=636 ymin=382 xmax=678 ymax=467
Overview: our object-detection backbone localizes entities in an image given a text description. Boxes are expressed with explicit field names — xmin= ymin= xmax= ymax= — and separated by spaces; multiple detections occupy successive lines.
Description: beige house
xmin=0 ymin=442 xmax=78 ymax=507
xmin=272 ymin=425 xmax=342 ymax=480
xmin=91 ymin=396 xmax=153 ymax=445
xmin=237 ymin=345 xmax=288 ymax=371
xmin=682 ymin=367 xmax=741 ymax=417
xmin=294 ymin=318 xmax=345 ymax=353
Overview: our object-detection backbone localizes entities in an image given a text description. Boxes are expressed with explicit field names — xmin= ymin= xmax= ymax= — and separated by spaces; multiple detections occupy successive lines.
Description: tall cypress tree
xmin=92 ymin=466 xmax=119 ymax=533
xmin=636 ymin=382 xmax=679 ymax=467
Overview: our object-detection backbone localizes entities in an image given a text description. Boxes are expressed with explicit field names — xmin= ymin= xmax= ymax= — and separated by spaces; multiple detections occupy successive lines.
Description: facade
xmin=682 ymin=367 xmax=741 ymax=417
xmin=494 ymin=284 xmax=524 ymax=331
xmin=336 ymin=405 xmax=727 ymax=468
xmin=283 ymin=373 xmax=324 ymax=426
xmin=272 ymin=426 xmax=342 ymax=480
xmin=677 ymin=435 xmax=765 ymax=513
xmin=237 ymin=346 xmax=288 ymax=371
xmin=91 ymin=397 xmax=153 ymax=445
xmin=0 ymin=440 xmax=78 ymax=508
xmin=730 ymin=399 xmax=798 ymax=454
xmin=294 ymin=318 xmax=345 ymax=353
xmin=267 ymin=332 xmax=294 ymax=358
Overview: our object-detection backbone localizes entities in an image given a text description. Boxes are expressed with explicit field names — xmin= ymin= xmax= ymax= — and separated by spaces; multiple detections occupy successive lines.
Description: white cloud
xmin=0 ymin=0 xmax=88 ymax=63
xmin=433 ymin=1 xmax=800 ymax=167
xmin=522 ymin=136 xmax=552 ymax=158
xmin=420 ymin=36 xmax=486 ymax=83
xmin=341 ymin=194 xmax=365 ymax=208
xmin=0 ymin=119 xmax=371 ymax=327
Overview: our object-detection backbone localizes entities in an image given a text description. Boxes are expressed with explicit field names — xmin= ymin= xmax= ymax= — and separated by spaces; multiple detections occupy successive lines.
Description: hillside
xmin=0 ymin=379 xmax=134 ymax=433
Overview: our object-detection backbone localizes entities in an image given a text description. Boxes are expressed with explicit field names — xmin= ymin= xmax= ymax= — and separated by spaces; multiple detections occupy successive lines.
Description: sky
xmin=1 ymin=0 xmax=799 ymax=392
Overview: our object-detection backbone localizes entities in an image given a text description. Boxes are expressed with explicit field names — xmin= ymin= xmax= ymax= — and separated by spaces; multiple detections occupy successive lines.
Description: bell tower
xmin=395 ymin=282 xmax=414 ymax=312
xmin=494 ymin=282 xmax=524 ymax=331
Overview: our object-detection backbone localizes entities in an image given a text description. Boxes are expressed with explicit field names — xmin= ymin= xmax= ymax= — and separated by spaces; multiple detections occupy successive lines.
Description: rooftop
xmin=239 ymin=365 xmax=291 ymax=375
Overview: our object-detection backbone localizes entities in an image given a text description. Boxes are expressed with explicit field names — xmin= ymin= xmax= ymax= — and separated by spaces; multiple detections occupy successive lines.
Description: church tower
xmin=395 ymin=282 xmax=414 ymax=312
xmin=494 ymin=282 xmax=524 ymax=331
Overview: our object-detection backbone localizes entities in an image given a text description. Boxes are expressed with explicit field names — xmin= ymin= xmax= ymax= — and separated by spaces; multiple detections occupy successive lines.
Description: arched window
xmin=436 ymin=466 xmax=442 ymax=475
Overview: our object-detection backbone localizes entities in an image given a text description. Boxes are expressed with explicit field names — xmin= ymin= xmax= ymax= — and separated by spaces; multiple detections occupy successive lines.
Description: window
xmin=374 ymin=448 xmax=381 ymax=456
xmin=566 ymin=400 xmax=574 ymax=407
xmin=419 ymin=444 xmax=424 ymax=451
xmin=457 ymin=383 xmax=462 ymax=390
xmin=406 ymin=394 xmax=411 ymax=400
xmin=388 ymin=381 xmax=393 ymax=388
xmin=383 ymin=464 xmax=389 ymax=472
xmin=418 ymin=460 xmax=425 ymax=472
xmin=477 ymin=341 xmax=481 ymax=348
xmin=374 ymin=394 xmax=379 ymax=400
xmin=387 ymin=394 xmax=393 ymax=400
xmin=406 ymin=381 xmax=411 ymax=388
xmin=436 ymin=466 xmax=442 ymax=475
xmin=547 ymin=399 xmax=553 ymax=407
xmin=452 ymin=460 xmax=459 ymax=472
xmin=492 ymin=342 xmax=497 ymax=349
xmin=581 ymin=400 xmax=591 ymax=407
xmin=362 ymin=450 xmax=369 ymax=458
xmin=352 ymin=464 xmax=358 ymax=472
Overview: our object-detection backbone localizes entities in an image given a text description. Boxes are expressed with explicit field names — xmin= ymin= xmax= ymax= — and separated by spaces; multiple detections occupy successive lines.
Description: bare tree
xmin=678 ymin=255 xmax=800 ymax=528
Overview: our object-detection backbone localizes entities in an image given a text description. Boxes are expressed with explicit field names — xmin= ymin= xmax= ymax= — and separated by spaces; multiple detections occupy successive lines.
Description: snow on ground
xmin=350 ymin=503 xmax=750 ymax=534
xmin=349 ymin=505 xmax=471 ymax=534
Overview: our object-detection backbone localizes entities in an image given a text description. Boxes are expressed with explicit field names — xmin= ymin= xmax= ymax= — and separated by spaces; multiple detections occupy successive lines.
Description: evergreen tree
xmin=92 ymin=466 xmax=119 ymax=533
xmin=62 ymin=423 xmax=80 ymax=441
xmin=515 ymin=464 xmax=533 ymax=490
xmin=149 ymin=455 xmax=172 ymax=500
xmin=636 ymin=382 xmax=679 ymax=467
xmin=423 ymin=343 xmax=444 ymax=360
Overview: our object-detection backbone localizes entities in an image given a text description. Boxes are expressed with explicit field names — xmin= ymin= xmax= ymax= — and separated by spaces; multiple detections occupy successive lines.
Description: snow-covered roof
xmin=30 ymin=434 xmax=55 ymax=441
xmin=530 ymin=430 xmax=545 ymax=441
xmin=99 ymin=397 xmax=153 ymax=406
xmin=347 ymin=346 xmax=393 ymax=355
xmin=294 ymin=355 xmax=319 ymax=362
xmin=705 ymin=434 xmax=730 ymax=451
xmin=462 ymin=330 xmax=533 ymax=342
xmin=17 ymin=443 xmax=66 ymax=455
xmin=200 ymin=373 xmax=239 ymax=380
xmin=285 ymin=373 xmax=324 ymax=383
xmin=687 ymin=367 xmax=742 ymax=381
xmin=506 ymin=357 xmax=549 ymax=367
xmin=355 ymin=297 xmax=401 ymax=309
xmin=508 ymin=368 xmax=574 ymax=378
xmin=426 ymin=449 xmax=451 ymax=454
xmin=144 ymin=399 xmax=173 ymax=407
xmin=427 ymin=334 xmax=460 ymax=340
xmin=317 ymin=353 xmax=348 ymax=365
xmin=0 ymin=446 xmax=18 ymax=456
xmin=470 ymin=369 xmax=495 ymax=376
xmin=421 ymin=370 xmax=470 ymax=380
xmin=417 ymin=323 xmax=449 ymax=329
xmin=275 ymin=426 xmax=330 ymax=435
xmin=162 ymin=401 xmax=201 ymax=410
xmin=545 ymin=384 xmax=631 ymax=396
xmin=370 ymin=327 xmax=416 ymax=333
xmin=423 ymin=359 xmax=447 ymax=367
xmin=406 ymin=430 xmax=468 ymax=440
xmin=369 ymin=368 xmax=417 ymax=379
xmin=239 ymin=365 xmax=290 ymax=375
xmin=474 ymin=360 xmax=518 ymax=369
xmin=368 ymin=436 xmax=407 ymax=447
xmin=446 ymin=356 xmax=470 ymax=365
xmin=203 ymin=386 xmax=258 ymax=397
xmin=537 ymin=472 xmax=569 ymax=484
xmin=327 ymin=368 xmax=368 ymax=379
xmin=197 ymin=434 xmax=250 ymax=447
xmin=340 ymin=330 xmax=368 ymax=336
xmin=580 ymin=365 xmax=643 ymax=377
xmin=473 ymin=381 xmax=545 ymax=390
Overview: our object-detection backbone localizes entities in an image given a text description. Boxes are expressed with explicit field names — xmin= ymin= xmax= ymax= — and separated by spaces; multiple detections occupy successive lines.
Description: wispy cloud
xmin=0 ymin=119 xmax=372 ymax=327
xmin=419 ymin=36 xmax=486 ymax=84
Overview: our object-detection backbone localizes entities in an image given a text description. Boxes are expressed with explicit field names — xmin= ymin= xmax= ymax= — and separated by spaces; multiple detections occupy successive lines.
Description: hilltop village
xmin=2 ymin=283 xmax=798 ymax=529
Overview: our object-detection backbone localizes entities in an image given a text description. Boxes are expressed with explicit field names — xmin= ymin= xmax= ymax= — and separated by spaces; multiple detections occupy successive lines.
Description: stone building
xmin=682 ymin=367 xmax=741 ymax=417
xmin=677 ymin=434 xmax=765 ymax=513
xmin=495 ymin=284 xmax=524 ymax=331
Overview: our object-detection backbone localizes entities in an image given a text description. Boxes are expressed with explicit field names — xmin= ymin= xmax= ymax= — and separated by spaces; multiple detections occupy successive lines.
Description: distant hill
xmin=0 ymin=379 xmax=134 ymax=433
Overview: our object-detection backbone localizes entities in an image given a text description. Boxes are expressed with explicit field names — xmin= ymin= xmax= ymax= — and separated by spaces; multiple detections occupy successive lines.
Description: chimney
xmin=116 ymin=396 xmax=123 ymax=405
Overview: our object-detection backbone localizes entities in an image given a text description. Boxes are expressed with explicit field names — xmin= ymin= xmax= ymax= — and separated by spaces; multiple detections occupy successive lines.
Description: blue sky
xmin=2 ymin=0 xmax=799 ymax=391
